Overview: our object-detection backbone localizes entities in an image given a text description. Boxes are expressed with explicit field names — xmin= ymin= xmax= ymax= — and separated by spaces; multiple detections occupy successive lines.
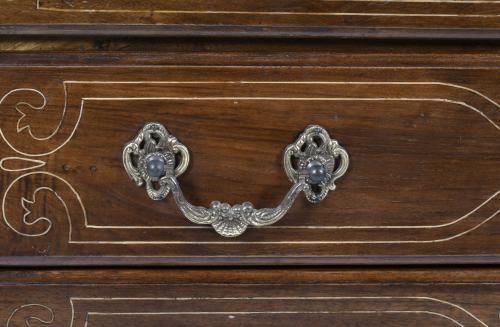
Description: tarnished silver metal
xmin=122 ymin=123 xmax=189 ymax=200
xmin=123 ymin=123 xmax=349 ymax=237
xmin=283 ymin=125 xmax=350 ymax=203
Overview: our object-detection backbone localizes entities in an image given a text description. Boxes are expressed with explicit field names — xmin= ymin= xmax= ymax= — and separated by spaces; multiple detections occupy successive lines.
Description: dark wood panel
xmin=1 ymin=268 xmax=499 ymax=327
xmin=0 ymin=0 xmax=500 ymax=38
xmin=0 ymin=51 xmax=498 ymax=265
xmin=3 ymin=39 xmax=500 ymax=53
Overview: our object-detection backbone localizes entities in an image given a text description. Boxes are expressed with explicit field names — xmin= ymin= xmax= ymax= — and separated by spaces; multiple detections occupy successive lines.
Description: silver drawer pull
xmin=123 ymin=123 xmax=349 ymax=237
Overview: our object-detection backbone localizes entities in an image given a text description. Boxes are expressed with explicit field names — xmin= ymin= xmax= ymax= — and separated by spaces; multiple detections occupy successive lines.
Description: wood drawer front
xmin=1 ymin=1 xmax=500 ymax=38
xmin=1 ymin=269 xmax=499 ymax=327
xmin=0 ymin=52 xmax=498 ymax=265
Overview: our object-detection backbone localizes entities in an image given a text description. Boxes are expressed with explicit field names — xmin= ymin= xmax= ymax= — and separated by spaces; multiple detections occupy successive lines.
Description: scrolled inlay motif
xmin=1 ymin=88 xmax=86 ymax=240
xmin=6 ymin=304 xmax=55 ymax=327
xmin=2 ymin=171 xmax=87 ymax=238
xmin=0 ymin=87 xmax=82 ymax=157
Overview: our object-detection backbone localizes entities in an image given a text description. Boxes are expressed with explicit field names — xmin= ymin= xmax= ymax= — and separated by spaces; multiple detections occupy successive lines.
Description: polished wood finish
xmin=1 ymin=4 xmax=498 ymax=326
xmin=1 ymin=268 xmax=499 ymax=326
xmin=0 ymin=51 xmax=498 ymax=265
xmin=1 ymin=0 xmax=500 ymax=38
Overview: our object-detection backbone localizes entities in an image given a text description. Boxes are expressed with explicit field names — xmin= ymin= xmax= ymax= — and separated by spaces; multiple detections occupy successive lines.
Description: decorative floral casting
xmin=283 ymin=125 xmax=349 ymax=203
xmin=209 ymin=201 xmax=255 ymax=237
xmin=123 ymin=123 xmax=190 ymax=200
xmin=164 ymin=176 xmax=305 ymax=237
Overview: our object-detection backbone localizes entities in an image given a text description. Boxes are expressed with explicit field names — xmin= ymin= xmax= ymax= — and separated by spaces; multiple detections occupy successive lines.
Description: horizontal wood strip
xmin=1 ymin=0 xmax=500 ymax=37
xmin=1 ymin=269 xmax=499 ymax=327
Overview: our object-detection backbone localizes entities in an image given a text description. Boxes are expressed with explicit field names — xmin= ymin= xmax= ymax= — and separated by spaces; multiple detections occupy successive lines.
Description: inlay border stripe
xmin=68 ymin=296 xmax=490 ymax=327
xmin=7 ymin=295 xmax=493 ymax=327
xmin=35 ymin=0 xmax=500 ymax=17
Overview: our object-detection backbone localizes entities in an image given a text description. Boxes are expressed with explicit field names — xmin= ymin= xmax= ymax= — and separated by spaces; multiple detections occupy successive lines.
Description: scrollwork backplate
xmin=123 ymin=122 xmax=190 ymax=200
xmin=283 ymin=125 xmax=349 ymax=203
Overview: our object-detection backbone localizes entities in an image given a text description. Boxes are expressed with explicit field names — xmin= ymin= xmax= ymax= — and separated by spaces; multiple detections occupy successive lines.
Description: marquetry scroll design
xmin=0 ymin=79 xmax=498 ymax=246
xmin=2 ymin=171 xmax=87 ymax=238
xmin=0 ymin=85 xmax=86 ymax=241
xmin=0 ymin=87 xmax=82 ymax=157
xmin=6 ymin=304 xmax=55 ymax=327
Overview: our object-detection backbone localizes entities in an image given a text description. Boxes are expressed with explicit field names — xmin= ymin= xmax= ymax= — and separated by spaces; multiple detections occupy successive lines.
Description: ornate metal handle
xmin=123 ymin=123 xmax=349 ymax=237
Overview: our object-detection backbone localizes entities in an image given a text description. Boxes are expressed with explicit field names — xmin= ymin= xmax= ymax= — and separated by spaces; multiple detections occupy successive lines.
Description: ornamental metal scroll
xmin=123 ymin=123 xmax=349 ymax=237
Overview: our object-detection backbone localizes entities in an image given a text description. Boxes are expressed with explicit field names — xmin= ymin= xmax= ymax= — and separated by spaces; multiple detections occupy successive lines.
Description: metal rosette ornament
xmin=122 ymin=122 xmax=190 ymax=200
xmin=283 ymin=125 xmax=349 ymax=203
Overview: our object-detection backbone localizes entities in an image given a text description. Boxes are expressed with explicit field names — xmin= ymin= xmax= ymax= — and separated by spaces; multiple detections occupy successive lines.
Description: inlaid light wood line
xmin=85 ymin=191 xmax=499 ymax=230
xmin=64 ymin=80 xmax=500 ymax=109
xmin=7 ymin=282 xmax=499 ymax=286
xmin=77 ymin=95 xmax=499 ymax=237
xmin=79 ymin=90 xmax=499 ymax=235
xmin=4 ymin=80 xmax=498 ymax=157
xmin=2 ymin=171 xmax=86 ymax=238
xmin=86 ymin=255 xmax=500 ymax=259
xmin=35 ymin=0 xmax=500 ymax=17
xmin=69 ymin=210 xmax=500 ymax=244
xmin=0 ymin=157 xmax=46 ymax=172
xmin=20 ymin=186 xmax=63 ymax=237
xmin=0 ymin=83 xmax=78 ymax=157
xmin=68 ymin=296 xmax=488 ymax=327
xmin=85 ymin=311 xmax=465 ymax=326
xmin=6 ymin=304 xmax=54 ymax=327
xmin=0 ymin=88 xmax=56 ymax=142
xmin=81 ymin=97 xmax=500 ymax=130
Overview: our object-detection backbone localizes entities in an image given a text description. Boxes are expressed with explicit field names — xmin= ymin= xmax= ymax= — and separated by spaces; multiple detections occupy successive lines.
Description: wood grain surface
xmin=0 ymin=51 xmax=498 ymax=265
xmin=1 ymin=268 xmax=499 ymax=326
xmin=0 ymin=0 xmax=499 ymax=38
